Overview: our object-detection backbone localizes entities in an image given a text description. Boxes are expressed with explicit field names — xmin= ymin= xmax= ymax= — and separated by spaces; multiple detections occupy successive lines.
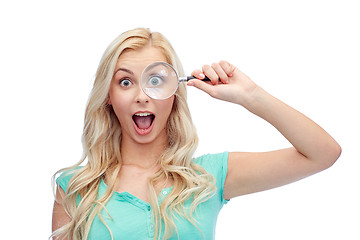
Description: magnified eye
xmin=148 ymin=75 xmax=164 ymax=87
xmin=120 ymin=79 xmax=132 ymax=87
xmin=141 ymin=62 xmax=179 ymax=100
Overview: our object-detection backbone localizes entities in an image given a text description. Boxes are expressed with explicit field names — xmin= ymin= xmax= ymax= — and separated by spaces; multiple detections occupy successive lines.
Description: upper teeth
xmin=135 ymin=113 xmax=152 ymax=116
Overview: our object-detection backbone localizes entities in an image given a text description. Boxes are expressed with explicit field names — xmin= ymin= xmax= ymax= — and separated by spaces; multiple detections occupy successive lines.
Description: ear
xmin=107 ymin=97 xmax=112 ymax=105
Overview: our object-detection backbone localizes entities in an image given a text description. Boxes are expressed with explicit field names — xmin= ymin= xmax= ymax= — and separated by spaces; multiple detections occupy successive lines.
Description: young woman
xmin=51 ymin=28 xmax=341 ymax=240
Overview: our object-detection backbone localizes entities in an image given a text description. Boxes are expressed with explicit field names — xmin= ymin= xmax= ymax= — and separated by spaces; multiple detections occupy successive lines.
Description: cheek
xmin=112 ymin=101 xmax=128 ymax=114
xmin=160 ymin=97 xmax=175 ymax=119
xmin=109 ymin=85 xmax=131 ymax=107
xmin=109 ymin=95 xmax=131 ymax=121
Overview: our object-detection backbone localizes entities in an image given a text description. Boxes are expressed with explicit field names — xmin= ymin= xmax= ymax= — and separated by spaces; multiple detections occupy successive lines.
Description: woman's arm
xmin=52 ymin=186 xmax=71 ymax=239
xmin=189 ymin=61 xmax=341 ymax=199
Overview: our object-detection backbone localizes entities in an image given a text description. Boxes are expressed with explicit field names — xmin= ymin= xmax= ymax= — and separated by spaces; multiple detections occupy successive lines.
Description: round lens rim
xmin=140 ymin=61 xmax=179 ymax=100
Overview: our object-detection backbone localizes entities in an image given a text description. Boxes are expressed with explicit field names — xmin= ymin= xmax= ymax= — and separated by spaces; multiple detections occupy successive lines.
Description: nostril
xmin=136 ymin=99 xmax=149 ymax=103
xmin=136 ymin=88 xmax=151 ymax=103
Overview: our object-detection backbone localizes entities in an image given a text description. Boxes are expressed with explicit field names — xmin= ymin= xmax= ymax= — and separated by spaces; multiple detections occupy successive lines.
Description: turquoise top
xmin=57 ymin=152 xmax=229 ymax=240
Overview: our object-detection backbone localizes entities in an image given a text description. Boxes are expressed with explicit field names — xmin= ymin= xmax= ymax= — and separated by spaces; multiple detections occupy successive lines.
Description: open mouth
xmin=132 ymin=112 xmax=155 ymax=130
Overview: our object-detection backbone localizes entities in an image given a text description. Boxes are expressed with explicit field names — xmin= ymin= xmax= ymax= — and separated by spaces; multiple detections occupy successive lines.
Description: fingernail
xmin=199 ymin=73 xmax=205 ymax=79
xmin=187 ymin=81 xmax=194 ymax=86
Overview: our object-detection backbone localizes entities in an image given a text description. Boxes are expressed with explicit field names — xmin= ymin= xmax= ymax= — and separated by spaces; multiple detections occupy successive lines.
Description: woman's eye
xmin=120 ymin=79 xmax=132 ymax=87
xmin=148 ymin=75 xmax=164 ymax=87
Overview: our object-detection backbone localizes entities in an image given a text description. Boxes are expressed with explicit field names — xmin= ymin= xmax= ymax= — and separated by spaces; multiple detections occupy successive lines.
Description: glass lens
xmin=141 ymin=62 xmax=179 ymax=100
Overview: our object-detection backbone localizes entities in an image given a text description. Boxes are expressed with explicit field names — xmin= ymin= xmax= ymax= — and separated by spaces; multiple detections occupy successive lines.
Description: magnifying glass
xmin=141 ymin=62 xmax=210 ymax=100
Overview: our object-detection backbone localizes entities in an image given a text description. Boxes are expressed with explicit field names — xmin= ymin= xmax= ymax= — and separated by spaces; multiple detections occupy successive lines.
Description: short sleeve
xmin=56 ymin=167 xmax=80 ymax=192
xmin=193 ymin=152 xmax=230 ymax=205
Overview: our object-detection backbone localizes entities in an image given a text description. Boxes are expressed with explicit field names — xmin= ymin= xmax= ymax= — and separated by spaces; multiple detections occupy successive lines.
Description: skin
xmin=108 ymin=47 xmax=174 ymax=165
xmin=52 ymin=47 xmax=175 ymax=236
xmin=52 ymin=47 xmax=342 ymax=237
xmin=189 ymin=61 xmax=341 ymax=198
xmin=107 ymin=46 xmax=175 ymax=200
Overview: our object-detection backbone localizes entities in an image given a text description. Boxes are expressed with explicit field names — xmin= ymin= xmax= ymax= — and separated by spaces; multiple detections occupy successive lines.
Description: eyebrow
xmin=114 ymin=67 xmax=134 ymax=76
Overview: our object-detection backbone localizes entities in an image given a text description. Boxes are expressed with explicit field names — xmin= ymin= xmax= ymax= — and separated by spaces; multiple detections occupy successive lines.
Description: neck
xmin=120 ymin=137 xmax=168 ymax=169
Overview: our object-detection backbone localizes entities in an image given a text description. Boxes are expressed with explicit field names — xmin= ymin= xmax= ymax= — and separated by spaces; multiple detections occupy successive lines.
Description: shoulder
xmin=193 ymin=152 xmax=229 ymax=171
xmin=56 ymin=166 xmax=83 ymax=192
xmin=193 ymin=152 xmax=230 ymax=204
xmin=192 ymin=152 xmax=229 ymax=181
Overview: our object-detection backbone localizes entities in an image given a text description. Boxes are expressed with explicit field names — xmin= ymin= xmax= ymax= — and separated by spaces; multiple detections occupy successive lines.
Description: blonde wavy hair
xmin=52 ymin=28 xmax=216 ymax=240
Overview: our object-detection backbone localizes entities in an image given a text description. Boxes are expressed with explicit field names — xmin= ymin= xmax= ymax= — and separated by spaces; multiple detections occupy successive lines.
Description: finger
xmin=187 ymin=79 xmax=215 ymax=96
xmin=211 ymin=62 xmax=229 ymax=84
xmin=219 ymin=60 xmax=237 ymax=77
xmin=202 ymin=64 xmax=219 ymax=85
xmin=191 ymin=69 xmax=206 ymax=80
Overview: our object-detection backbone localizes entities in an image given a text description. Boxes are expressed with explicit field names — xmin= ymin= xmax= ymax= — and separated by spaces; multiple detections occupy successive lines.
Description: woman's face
xmin=108 ymin=47 xmax=175 ymax=146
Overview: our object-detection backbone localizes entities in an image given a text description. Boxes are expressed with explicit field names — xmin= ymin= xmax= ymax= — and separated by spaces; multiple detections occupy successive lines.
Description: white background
xmin=1 ymin=0 xmax=359 ymax=239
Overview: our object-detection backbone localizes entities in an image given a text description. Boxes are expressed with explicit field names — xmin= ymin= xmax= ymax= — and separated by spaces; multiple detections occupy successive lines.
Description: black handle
xmin=187 ymin=76 xmax=211 ymax=81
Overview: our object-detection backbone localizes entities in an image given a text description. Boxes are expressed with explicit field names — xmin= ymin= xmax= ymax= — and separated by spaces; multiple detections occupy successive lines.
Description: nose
xmin=135 ymin=85 xmax=150 ymax=103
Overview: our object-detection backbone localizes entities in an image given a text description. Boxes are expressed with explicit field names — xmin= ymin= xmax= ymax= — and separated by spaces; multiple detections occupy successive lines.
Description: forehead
xmin=116 ymin=47 xmax=168 ymax=70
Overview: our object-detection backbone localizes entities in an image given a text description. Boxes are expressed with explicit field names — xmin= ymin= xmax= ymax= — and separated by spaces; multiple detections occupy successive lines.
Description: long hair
xmin=52 ymin=28 xmax=216 ymax=240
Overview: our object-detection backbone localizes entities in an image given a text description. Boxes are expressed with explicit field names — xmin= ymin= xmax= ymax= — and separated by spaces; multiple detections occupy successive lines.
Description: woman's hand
xmin=189 ymin=60 xmax=258 ymax=106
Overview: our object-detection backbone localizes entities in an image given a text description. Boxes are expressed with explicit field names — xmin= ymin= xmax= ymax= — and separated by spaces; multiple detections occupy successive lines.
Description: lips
xmin=132 ymin=112 xmax=155 ymax=135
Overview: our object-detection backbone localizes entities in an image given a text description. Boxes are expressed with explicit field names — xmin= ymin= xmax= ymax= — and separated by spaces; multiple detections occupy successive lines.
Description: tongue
xmin=133 ymin=115 xmax=153 ymax=129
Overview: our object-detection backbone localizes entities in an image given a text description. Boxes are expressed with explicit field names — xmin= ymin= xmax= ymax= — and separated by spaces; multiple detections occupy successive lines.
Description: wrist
xmin=242 ymin=86 xmax=275 ymax=117
xmin=238 ymin=84 xmax=263 ymax=108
